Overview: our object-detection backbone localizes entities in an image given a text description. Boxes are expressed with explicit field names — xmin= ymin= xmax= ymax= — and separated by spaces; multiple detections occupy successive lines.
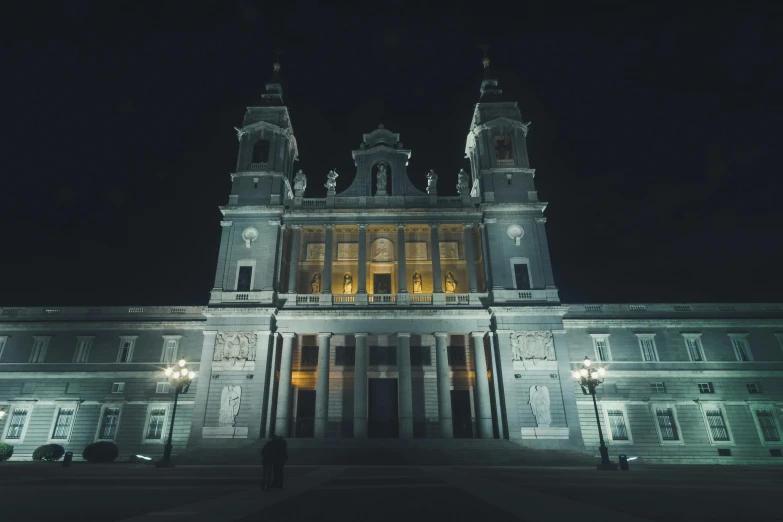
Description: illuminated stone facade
xmin=0 ymin=69 xmax=781 ymax=464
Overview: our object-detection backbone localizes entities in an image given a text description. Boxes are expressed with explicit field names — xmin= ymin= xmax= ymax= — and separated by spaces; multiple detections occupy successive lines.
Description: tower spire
xmin=262 ymin=50 xmax=284 ymax=106
xmin=477 ymin=45 xmax=504 ymax=101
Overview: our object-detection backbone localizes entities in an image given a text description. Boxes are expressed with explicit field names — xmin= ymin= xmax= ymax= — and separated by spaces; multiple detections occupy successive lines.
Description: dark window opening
xmin=301 ymin=346 xmax=318 ymax=368
xmin=252 ymin=140 xmax=270 ymax=164
xmin=369 ymin=346 xmax=397 ymax=366
xmin=447 ymin=346 xmax=466 ymax=367
xmin=513 ymin=263 xmax=531 ymax=290
xmin=237 ymin=266 xmax=253 ymax=291
xmin=335 ymin=346 xmax=355 ymax=366
xmin=493 ymin=135 xmax=513 ymax=160
xmin=410 ymin=346 xmax=432 ymax=366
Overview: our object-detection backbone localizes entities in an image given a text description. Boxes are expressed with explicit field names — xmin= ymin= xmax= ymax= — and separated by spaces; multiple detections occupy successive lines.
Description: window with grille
xmin=650 ymin=382 xmax=666 ymax=394
xmin=155 ymin=382 xmax=170 ymax=394
xmin=51 ymin=408 xmax=75 ymax=440
xmin=698 ymin=382 xmax=714 ymax=394
xmin=300 ymin=346 xmax=318 ymax=367
xmin=685 ymin=336 xmax=704 ymax=361
xmin=655 ymin=408 xmax=680 ymax=441
xmin=747 ymin=383 xmax=760 ymax=394
xmin=5 ymin=408 xmax=29 ymax=440
xmin=74 ymin=337 xmax=93 ymax=363
xmin=145 ymin=408 xmax=167 ymax=440
xmin=111 ymin=382 xmax=125 ymax=394
xmin=410 ymin=346 xmax=432 ymax=366
xmin=98 ymin=407 xmax=121 ymax=440
xmin=335 ymin=346 xmax=355 ymax=366
xmin=705 ymin=408 xmax=730 ymax=441
xmin=638 ymin=336 xmax=658 ymax=362
xmin=606 ymin=409 xmax=629 ymax=441
xmin=369 ymin=346 xmax=397 ymax=366
xmin=754 ymin=409 xmax=780 ymax=442
xmin=730 ymin=337 xmax=752 ymax=361
xmin=592 ymin=336 xmax=611 ymax=362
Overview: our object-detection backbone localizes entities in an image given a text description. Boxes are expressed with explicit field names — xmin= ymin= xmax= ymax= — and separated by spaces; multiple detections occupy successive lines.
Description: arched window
xmin=251 ymin=140 xmax=270 ymax=165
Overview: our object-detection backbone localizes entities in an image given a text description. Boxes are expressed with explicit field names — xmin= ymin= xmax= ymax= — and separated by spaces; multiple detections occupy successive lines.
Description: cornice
xmin=480 ymin=202 xmax=548 ymax=213
xmin=0 ymin=321 xmax=206 ymax=331
xmin=489 ymin=306 xmax=569 ymax=317
xmin=276 ymin=309 xmax=491 ymax=320
xmin=231 ymin=171 xmax=285 ymax=180
xmin=219 ymin=206 xmax=286 ymax=217
xmin=235 ymin=120 xmax=292 ymax=138
xmin=282 ymin=208 xmax=483 ymax=220
xmin=203 ymin=308 xmax=278 ymax=318
xmin=563 ymin=319 xmax=783 ymax=328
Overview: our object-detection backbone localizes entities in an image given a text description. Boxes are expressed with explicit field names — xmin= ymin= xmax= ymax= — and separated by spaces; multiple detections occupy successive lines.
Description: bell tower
xmin=466 ymin=53 xmax=559 ymax=302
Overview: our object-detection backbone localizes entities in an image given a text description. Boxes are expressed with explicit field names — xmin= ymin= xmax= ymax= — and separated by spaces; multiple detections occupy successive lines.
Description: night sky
xmin=3 ymin=2 xmax=781 ymax=306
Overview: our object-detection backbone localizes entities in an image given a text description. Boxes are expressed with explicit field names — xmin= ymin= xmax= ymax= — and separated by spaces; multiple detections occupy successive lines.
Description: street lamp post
xmin=156 ymin=358 xmax=195 ymax=468
xmin=572 ymin=356 xmax=617 ymax=471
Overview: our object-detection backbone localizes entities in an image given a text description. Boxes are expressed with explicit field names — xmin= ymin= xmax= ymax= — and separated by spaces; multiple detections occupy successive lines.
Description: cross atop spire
xmin=262 ymin=50 xmax=285 ymax=106
xmin=477 ymin=44 xmax=504 ymax=102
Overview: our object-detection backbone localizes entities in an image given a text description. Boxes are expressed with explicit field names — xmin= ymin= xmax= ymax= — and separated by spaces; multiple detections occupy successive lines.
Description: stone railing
xmin=444 ymin=293 xmax=471 ymax=305
xmin=491 ymin=289 xmax=559 ymax=303
xmin=289 ymin=195 xmax=478 ymax=209
xmin=248 ymin=162 xmax=269 ymax=171
xmin=302 ymin=198 xmax=327 ymax=208
xmin=409 ymin=294 xmax=433 ymax=305
xmin=296 ymin=295 xmax=321 ymax=305
xmin=332 ymin=295 xmax=355 ymax=304
xmin=210 ymin=291 xmax=274 ymax=304
xmin=369 ymin=294 xmax=397 ymax=304
xmin=496 ymin=159 xmax=515 ymax=166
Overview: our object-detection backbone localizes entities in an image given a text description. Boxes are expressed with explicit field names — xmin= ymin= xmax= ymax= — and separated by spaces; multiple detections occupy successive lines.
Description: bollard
xmin=63 ymin=451 xmax=73 ymax=468
xmin=618 ymin=454 xmax=629 ymax=471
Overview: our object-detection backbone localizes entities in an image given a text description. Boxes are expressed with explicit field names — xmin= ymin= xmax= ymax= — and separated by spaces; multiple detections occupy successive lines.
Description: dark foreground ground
xmin=1 ymin=462 xmax=781 ymax=522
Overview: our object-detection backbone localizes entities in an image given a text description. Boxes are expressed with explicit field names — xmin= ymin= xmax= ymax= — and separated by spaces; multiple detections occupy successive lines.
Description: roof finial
xmin=272 ymin=49 xmax=283 ymax=76
xmin=479 ymin=44 xmax=491 ymax=69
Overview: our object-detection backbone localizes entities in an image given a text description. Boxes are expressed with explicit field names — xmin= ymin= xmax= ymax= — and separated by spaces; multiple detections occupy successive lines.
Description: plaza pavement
xmin=0 ymin=462 xmax=781 ymax=522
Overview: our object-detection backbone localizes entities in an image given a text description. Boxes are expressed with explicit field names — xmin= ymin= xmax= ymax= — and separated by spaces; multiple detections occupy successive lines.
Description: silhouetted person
xmin=260 ymin=439 xmax=274 ymax=490
xmin=270 ymin=435 xmax=288 ymax=489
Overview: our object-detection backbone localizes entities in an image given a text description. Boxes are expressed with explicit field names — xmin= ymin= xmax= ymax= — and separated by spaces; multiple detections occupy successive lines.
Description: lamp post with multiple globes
xmin=156 ymin=359 xmax=195 ymax=468
xmin=571 ymin=356 xmax=617 ymax=470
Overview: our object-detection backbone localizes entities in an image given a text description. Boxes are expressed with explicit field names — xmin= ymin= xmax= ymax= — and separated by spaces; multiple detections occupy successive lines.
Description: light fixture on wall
xmin=242 ymin=227 xmax=259 ymax=248
xmin=507 ymin=225 xmax=524 ymax=246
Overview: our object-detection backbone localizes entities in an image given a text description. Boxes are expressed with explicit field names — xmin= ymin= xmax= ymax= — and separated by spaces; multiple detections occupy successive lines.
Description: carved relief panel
xmin=213 ymin=332 xmax=257 ymax=371
xmin=510 ymin=331 xmax=556 ymax=370
xmin=371 ymin=238 xmax=393 ymax=261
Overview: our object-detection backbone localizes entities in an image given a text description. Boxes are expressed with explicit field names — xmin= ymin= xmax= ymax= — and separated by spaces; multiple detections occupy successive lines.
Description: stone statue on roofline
xmin=293 ymin=169 xmax=307 ymax=196
xmin=324 ymin=169 xmax=339 ymax=195
xmin=426 ymin=169 xmax=438 ymax=195
xmin=456 ymin=169 xmax=469 ymax=195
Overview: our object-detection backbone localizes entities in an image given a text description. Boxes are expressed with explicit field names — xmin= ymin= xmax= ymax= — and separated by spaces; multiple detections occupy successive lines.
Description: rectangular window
xmin=73 ymin=337 xmax=94 ymax=363
xmin=155 ymin=382 xmax=170 ymax=394
xmin=98 ymin=407 xmax=121 ymax=440
xmin=730 ymin=336 xmax=752 ymax=361
xmin=51 ymin=408 xmax=76 ymax=440
xmin=161 ymin=337 xmax=180 ymax=364
xmin=300 ymin=346 xmax=318 ymax=367
xmin=698 ymin=382 xmax=714 ymax=394
xmin=117 ymin=337 xmax=137 ymax=363
xmin=334 ymin=346 xmax=355 ymax=366
xmin=637 ymin=335 xmax=658 ymax=362
xmin=447 ymin=346 xmax=466 ymax=367
xmin=0 ymin=336 xmax=8 ymax=362
xmin=237 ymin=266 xmax=253 ymax=292
xmin=30 ymin=336 xmax=50 ymax=363
xmin=5 ymin=408 xmax=29 ymax=440
xmin=754 ymin=409 xmax=781 ymax=442
xmin=369 ymin=346 xmax=397 ymax=366
xmin=591 ymin=335 xmax=611 ymax=362
xmin=513 ymin=263 xmax=531 ymax=290
xmin=410 ymin=346 xmax=432 ymax=366
xmin=145 ymin=407 xmax=167 ymax=440
xmin=111 ymin=382 xmax=125 ymax=394
xmin=705 ymin=408 xmax=730 ymax=442
xmin=747 ymin=383 xmax=760 ymax=394
xmin=684 ymin=335 xmax=704 ymax=361
xmin=606 ymin=409 xmax=629 ymax=441
xmin=650 ymin=382 xmax=666 ymax=394
xmin=655 ymin=407 xmax=680 ymax=441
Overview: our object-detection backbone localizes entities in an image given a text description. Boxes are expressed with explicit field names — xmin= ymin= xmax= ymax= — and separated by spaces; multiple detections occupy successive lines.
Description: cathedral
xmin=0 ymin=59 xmax=781 ymax=465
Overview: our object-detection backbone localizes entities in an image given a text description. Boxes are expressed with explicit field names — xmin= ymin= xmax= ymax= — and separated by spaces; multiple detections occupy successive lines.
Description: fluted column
xmin=434 ymin=332 xmax=453 ymax=438
xmin=464 ymin=224 xmax=478 ymax=293
xmin=397 ymin=224 xmax=407 ymax=293
xmin=471 ymin=331 xmax=493 ymax=438
xmin=322 ymin=225 xmax=334 ymax=293
xmin=430 ymin=224 xmax=442 ymax=293
xmin=353 ymin=333 xmax=368 ymax=437
xmin=286 ymin=226 xmax=301 ymax=294
xmin=357 ymin=225 xmax=367 ymax=293
xmin=273 ymin=224 xmax=286 ymax=292
xmin=275 ymin=333 xmax=296 ymax=436
xmin=314 ymin=332 xmax=331 ymax=438
xmin=397 ymin=333 xmax=413 ymax=438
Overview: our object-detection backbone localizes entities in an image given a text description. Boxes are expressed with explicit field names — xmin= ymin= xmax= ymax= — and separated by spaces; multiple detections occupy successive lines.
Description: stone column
xmin=188 ymin=330 xmax=217 ymax=443
xmin=353 ymin=333 xmax=369 ymax=438
xmin=479 ymin=222 xmax=492 ymax=290
xmin=213 ymin=222 xmax=232 ymax=289
xmin=314 ymin=332 xmax=331 ymax=438
xmin=430 ymin=224 xmax=442 ymax=293
xmin=263 ymin=333 xmax=279 ymax=438
xmin=275 ymin=333 xmax=296 ymax=436
xmin=322 ymin=225 xmax=334 ymax=293
xmin=464 ymin=224 xmax=478 ymax=293
xmin=286 ymin=226 xmax=301 ymax=294
xmin=357 ymin=225 xmax=367 ymax=293
xmin=273 ymin=224 xmax=286 ymax=293
xmin=397 ymin=333 xmax=413 ymax=438
xmin=471 ymin=332 xmax=493 ymax=438
xmin=534 ymin=217 xmax=557 ymax=288
xmin=434 ymin=332 xmax=453 ymax=438
xmin=397 ymin=224 xmax=407 ymax=293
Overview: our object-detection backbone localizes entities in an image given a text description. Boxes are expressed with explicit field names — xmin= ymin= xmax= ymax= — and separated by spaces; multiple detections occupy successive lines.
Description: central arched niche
xmin=372 ymin=161 xmax=390 ymax=196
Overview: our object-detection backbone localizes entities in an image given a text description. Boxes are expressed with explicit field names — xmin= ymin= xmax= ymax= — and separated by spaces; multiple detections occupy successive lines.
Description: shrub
xmin=82 ymin=441 xmax=119 ymax=463
xmin=0 ymin=443 xmax=13 ymax=462
xmin=32 ymin=444 xmax=65 ymax=462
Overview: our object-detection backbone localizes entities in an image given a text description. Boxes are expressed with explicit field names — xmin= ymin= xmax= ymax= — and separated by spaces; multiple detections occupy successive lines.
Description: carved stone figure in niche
xmin=494 ymin=136 xmax=513 ymax=160
xmin=426 ymin=169 xmax=438 ymax=194
xmin=293 ymin=169 xmax=307 ymax=196
xmin=444 ymin=272 xmax=458 ymax=293
xmin=343 ymin=273 xmax=353 ymax=294
xmin=528 ymin=385 xmax=551 ymax=428
xmin=219 ymin=385 xmax=242 ymax=427
xmin=371 ymin=239 xmax=393 ymax=261
xmin=412 ymin=272 xmax=423 ymax=293
xmin=510 ymin=331 xmax=556 ymax=363
xmin=456 ymin=169 xmax=469 ymax=195
xmin=376 ymin=163 xmax=388 ymax=194
xmin=324 ymin=169 xmax=339 ymax=193
xmin=213 ymin=332 xmax=258 ymax=365
xmin=311 ymin=273 xmax=322 ymax=294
